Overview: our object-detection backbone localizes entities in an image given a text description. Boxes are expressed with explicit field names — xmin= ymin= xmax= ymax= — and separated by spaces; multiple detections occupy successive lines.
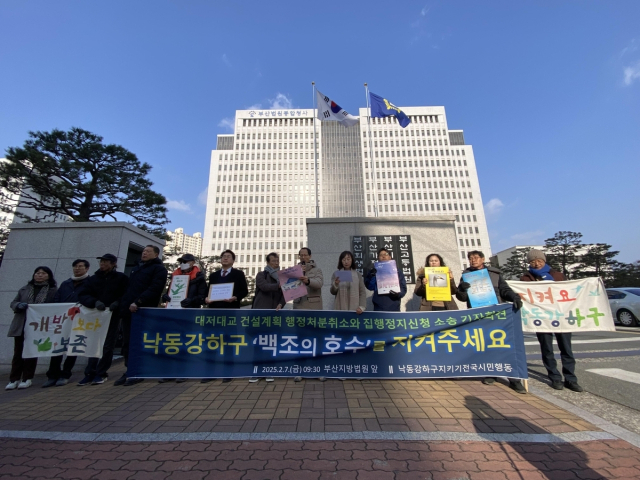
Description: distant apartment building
xmin=165 ymin=228 xmax=203 ymax=259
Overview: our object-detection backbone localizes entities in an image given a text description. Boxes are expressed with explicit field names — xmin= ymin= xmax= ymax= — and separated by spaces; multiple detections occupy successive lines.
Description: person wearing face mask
xmin=364 ymin=247 xmax=407 ymax=312
xmin=158 ymin=254 xmax=207 ymax=384
xmin=414 ymin=254 xmax=459 ymax=312
xmin=115 ymin=245 xmax=168 ymax=387
xmin=41 ymin=259 xmax=91 ymax=388
xmin=6 ymin=266 xmax=58 ymax=390
xmin=77 ymin=254 xmax=129 ymax=386
xmin=456 ymin=250 xmax=526 ymax=394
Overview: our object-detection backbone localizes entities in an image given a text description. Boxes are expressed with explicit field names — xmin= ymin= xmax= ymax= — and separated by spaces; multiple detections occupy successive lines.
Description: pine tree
xmin=575 ymin=243 xmax=619 ymax=284
xmin=543 ymin=231 xmax=583 ymax=279
xmin=499 ymin=247 xmax=532 ymax=280
xmin=0 ymin=128 xmax=168 ymax=237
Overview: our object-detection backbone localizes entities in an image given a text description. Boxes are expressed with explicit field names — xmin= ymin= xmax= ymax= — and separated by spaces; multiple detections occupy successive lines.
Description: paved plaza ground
xmin=1 ymin=360 xmax=640 ymax=479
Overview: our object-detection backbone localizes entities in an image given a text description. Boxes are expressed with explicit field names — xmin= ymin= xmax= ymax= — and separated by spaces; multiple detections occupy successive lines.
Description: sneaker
xmin=42 ymin=378 xmax=58 ymax=388
xmin=248 ymin=377 xmax=259 ymax=383
xmin=294 ymin=376 xmax=303 ymax=382
xmin=265 ymin=377 xmax=274 ymax=382
xmin=91 ymin=376 xmax=105 ymax=385
xmin=509 ymin=380 xmax=527 ymax=394
xmin=18 ymin=380 xmax=32 ymax=389
xmin=564 ymin=381 xmax=584 ymax=392
xmin=5 ymin=381 xmax=18 ymax=391
xmin=222 ymin=378 xmax=232 ymax=383
xmin=123 ymin=378 xmax=144 ymax=386
xmin=482 ymin=377 xmax=495 ymax=385
xmin=55 ymin=378 xmax=69 ymax=387
xmin=318 ymin=377 xmax=327 ymax=382
xmin=551 ymin=381 xmax=564 ymax=390
xmin=113 ymin=374 xmax=127 ymax=386
xmin=77 ymin=375 xmax=94 ymax=386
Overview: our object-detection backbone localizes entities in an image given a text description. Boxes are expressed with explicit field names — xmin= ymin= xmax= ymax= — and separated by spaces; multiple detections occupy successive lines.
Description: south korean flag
xmin=316 ymin=89 xmax=359 ymax=127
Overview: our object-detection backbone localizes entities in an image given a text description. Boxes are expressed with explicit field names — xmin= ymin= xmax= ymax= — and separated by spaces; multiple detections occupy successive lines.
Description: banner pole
xmin=364 ymin=83 xmax=379 ymax=218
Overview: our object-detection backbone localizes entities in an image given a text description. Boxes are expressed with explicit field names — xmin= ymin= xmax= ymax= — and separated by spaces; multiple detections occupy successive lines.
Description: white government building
xmin=202 ymin=106 xmax=492 ymax=278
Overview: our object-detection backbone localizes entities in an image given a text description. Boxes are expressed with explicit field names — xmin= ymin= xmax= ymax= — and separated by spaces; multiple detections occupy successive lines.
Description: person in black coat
xmin=205 ymin=250 xmax=249 ymax=309
xmin=77 ymin=253 xmax=129 ymax=386
xmin=41 ymin=259 xmax=92 ymax=388
xmin=116 ymin=245 xmax=167 ymax=387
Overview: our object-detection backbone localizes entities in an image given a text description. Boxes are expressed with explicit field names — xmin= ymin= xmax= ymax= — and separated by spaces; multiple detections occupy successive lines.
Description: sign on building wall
xmin=351 ymin=235 xmax=415 ymax=284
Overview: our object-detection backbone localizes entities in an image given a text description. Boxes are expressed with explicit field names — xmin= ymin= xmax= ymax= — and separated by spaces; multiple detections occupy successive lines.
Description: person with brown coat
xmin=414 ymin=253 xmax=459 ymax=311
xmin=6 ymin=266 xmax=58 ymax=390
xmin=292 ymin=247 xmax=324 ymax=311
xmin=520 ymin=249 xmax=583 ymax=392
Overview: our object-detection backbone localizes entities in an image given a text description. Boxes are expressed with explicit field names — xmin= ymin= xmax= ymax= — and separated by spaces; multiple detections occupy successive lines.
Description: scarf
xmin=529 ymin=264 xmax=554 ymax=281
xmin=72 ymin=272 xmax=89 ymax=281
xmin=173 ymin=265 xmax=201 ymax=281
xmin=27 ymin=281 xmax=50 ymax=304
xmin=264 ymin=265 xmax=280 ymax=282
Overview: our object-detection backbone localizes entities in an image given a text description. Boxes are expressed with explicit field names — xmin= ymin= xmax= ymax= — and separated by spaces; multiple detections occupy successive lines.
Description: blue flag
xmin=369 ymin=92 xmax=411 ymax=128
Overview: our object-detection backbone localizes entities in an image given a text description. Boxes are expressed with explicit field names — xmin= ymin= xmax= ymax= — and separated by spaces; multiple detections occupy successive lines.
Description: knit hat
xmin=526 ymin=249 xmax=546 ymax=263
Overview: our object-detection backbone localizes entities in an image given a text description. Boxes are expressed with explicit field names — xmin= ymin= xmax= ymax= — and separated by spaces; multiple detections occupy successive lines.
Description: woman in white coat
xmin=330 ymin=251 xmax=366 ymax=314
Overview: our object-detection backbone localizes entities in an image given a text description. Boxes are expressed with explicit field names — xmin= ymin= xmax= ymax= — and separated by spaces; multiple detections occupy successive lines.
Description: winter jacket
xmin=53 ymin=277 xmax=89 ymax=304
xmin=414 ymin=267 xmax=459 ymax=311
xmin=8 ymin=284 xmax=58 ymax=337
xmin=206 ymin=268 xmax=248 ymax=309
xmin=364 ymin=266 xmax=407 ymax=312
xmin=456 ymin=265 xmax=518 ymax=309
xmin=330 ymin=270 xmax=367 ymax=311
xmin=252 ymin=270 xmax=286 ymax=309
xmin=293 ymin=260 xmax=324 ymax=310
xmin=520 ymin=269 xmax=566 ymax=282
xmin=120 ymin=257 xmax=168 ymax=310
xmin=168 ymin=269 xmax=208 ymax=308
xmin=78 ymin=268 xmax=129 ymax=308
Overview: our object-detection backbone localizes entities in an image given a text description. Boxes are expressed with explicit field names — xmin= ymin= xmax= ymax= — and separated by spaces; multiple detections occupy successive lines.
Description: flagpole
xmin=312 ymin=81 xmax=319 ymax=219
xmin=364 ymin=83 xmax=379 ymax=218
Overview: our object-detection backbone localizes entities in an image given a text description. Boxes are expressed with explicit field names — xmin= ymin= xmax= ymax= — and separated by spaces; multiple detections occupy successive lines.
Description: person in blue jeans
xmin=364 ymin=247 xmax=407 ymax=312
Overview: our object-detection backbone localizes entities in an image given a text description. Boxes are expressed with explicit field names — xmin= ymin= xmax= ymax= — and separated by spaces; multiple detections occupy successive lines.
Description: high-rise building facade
xmin=202 ymin=105 xmax=492 ymax=278
xmin=165 ymin=227 xmax=203 ymax=260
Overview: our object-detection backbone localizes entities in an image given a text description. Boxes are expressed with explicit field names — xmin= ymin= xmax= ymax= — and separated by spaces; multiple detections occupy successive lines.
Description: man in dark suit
xmin=205 ymin=249 xmax=249 ymax=309
xmin=203 ymin=249 xmax=249 ymax=384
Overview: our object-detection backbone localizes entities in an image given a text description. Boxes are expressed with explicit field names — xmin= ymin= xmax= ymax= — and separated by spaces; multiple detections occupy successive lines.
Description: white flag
xmin=316 ymin=89 xmax=359 ymax=127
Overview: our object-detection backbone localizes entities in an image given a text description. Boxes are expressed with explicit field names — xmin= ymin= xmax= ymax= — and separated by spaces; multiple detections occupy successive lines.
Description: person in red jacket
xmin=520 ymin=249 xmax=583 ymax=392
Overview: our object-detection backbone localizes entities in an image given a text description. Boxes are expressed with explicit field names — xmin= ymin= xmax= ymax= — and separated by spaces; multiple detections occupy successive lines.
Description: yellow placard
xmin=425 ymin=267 xmax=452 ymax=302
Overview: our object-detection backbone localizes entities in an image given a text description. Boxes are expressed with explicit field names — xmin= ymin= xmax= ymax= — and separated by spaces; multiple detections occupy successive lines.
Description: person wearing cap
xmin=520 ymin=249 xmax=583 ymax=392
xmin=158 ymin=253 xmax=207 ymax=384
xmin=40 ymin=259 xmax=91 ymax=388
xmin=202 ymin=249 xmax=248 ymax=384
xmin=77 ymin=254 xmax=129 ymax=386
xmin=456 ymin=250 xmax=526 ymax=394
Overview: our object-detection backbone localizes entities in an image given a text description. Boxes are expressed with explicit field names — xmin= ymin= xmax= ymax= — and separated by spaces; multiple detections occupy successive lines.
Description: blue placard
xmin=128 ymin=305 xmax=527 ymax=380
xmin=462 ymin=269 xmax=499 ymax=308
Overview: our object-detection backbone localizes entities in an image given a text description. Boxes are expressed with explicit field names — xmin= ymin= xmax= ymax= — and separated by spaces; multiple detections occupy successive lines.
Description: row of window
xmin=237 ymin=142 xmax=314 ymax=150
xmin=212 ymin=206 xmax=315 ymax=216
xmin=364 ymin=127 xmax=446 ymax=137
xmin=369 ymin=115 xmax=441 ymax=125
xmin=365 ymin=149 xmax=462 ymax=158
xmin=367 ymin=202 xmax=475 ymax=213
xmin=214 ymin=217 xmax=306 ymax=227
xmin=214 ymin=229 xmax=305 ymax=239
xmin=370 ymin=191 xmax=473 ymax=201
xmin=369 ymin=139 xmax=448 ymax=147
xmin=242 ymin=118 xmax=313 ymax=127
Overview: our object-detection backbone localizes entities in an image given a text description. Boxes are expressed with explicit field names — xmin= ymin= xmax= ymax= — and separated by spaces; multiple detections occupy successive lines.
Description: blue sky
xmin=1 ymin=1 xmax=639 ymax=261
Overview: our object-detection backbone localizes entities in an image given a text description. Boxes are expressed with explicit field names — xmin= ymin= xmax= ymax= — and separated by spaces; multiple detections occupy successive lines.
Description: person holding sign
xmin=456 ymin=250 xmax=526 ymax=394
xmin=330 ymin=251 xmax=367 ymax=314
xmin=77 ymin=253 xmax=129 ymax=386
xmin=6 ymin=267 xmax=58 ymax=390
xmin=162 ymin=254 xmax=207 ymax=309
xmin=414 ymin=254 xmax=459 ymax=311
xmin=292 ymin=247 xmax=324 ymax=310
xmin=364 ymin=248 xmax=407 ymax=312
xmin=520 ymin=249 xmax=582 ymax=392
xmin=202 ymin=249 xmax=248 ymax=384
xmin=205 ymin=250 xmax=248 ymax=310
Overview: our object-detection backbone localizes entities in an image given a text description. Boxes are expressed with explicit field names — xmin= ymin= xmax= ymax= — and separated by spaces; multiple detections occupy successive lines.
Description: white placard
xmin=208 ymin=283 xmax=234 ymax=302
xmin=166 ymin=275 xmax=190 ymax=309
xmin=507 ymin=277 xmax=615 ymax=333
